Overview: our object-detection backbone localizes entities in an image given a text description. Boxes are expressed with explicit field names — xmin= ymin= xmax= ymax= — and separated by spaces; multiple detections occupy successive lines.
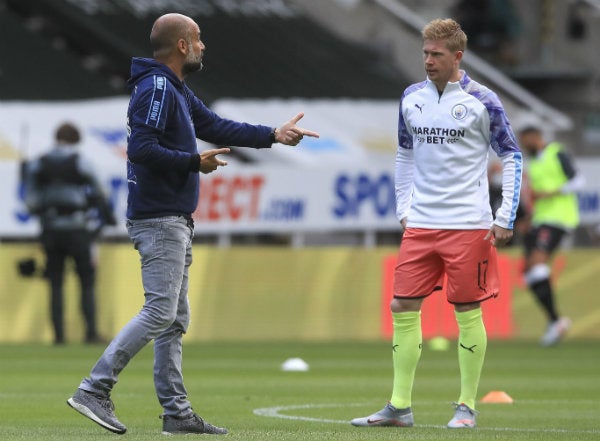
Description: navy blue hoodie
xmin=126 ymin=57 xmax=273 ymax=219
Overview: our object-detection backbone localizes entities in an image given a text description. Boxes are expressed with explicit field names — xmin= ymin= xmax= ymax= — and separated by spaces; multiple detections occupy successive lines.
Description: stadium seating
xmin=2 ymin=0 xmax=410 ymax=102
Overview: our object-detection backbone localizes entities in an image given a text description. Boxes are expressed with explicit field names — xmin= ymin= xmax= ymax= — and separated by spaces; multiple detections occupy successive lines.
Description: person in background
xmin=66 ymin=12 xmax=319 ymax=436
xmin=488 ymin=158 xmax=531 ymax=245
xmin=519 ymin=126 xmax=582 ymax=346
xmin=24 ymin=122 xmax=116 ymax=345
xmin=351 ymin=18 xmax=522 ymax=430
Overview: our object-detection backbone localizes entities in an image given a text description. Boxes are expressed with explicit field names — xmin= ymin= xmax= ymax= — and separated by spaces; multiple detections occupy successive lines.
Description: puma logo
xmin=460 ymin=343 xmax=477 ymax=353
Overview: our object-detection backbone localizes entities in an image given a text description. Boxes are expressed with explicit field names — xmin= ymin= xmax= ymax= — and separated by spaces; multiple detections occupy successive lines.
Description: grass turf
xmin=1 ymin=340 xmax=599 ymax=440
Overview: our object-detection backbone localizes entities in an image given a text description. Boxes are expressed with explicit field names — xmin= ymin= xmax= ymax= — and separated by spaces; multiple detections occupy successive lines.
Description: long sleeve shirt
xmin=395 ymin=71 xmax=522 ymax=230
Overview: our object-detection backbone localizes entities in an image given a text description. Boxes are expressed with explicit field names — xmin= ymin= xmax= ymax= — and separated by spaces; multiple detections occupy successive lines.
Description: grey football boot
xmin=351 ymin=402 xmax=414 ymax=427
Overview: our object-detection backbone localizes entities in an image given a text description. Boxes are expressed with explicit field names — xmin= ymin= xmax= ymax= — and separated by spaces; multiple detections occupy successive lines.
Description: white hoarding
xmin=0 ymin=97 xmax=598 ymax=238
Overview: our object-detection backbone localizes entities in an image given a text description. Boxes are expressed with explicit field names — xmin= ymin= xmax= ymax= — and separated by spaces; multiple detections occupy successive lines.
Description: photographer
xmin=24 ymin=122 xmax=116 ymax=345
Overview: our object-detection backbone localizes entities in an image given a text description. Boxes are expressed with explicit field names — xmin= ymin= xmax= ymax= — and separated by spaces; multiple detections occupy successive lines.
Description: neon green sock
xmin=390 ymin=311 xmax=422 ymax=409
xmin=456 ymin=308 xmax=487 ymax=409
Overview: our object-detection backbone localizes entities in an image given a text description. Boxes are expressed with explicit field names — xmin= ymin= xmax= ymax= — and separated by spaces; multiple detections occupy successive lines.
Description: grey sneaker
xmin=447 ymin=402 xmax=478 ymax=428
xmin=67 ymin=388 xmax=127 ymax=434
xmin=350 ymin=402 xmax=414 ymax=427
xmin=540 ymin=317 xmax=571 ymax=346
xmin=162 ymin=412 xmax=228 ymax=435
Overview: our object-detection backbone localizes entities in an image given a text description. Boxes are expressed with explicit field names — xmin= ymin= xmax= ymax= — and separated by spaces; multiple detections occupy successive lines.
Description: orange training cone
xmin=480 ymin=390 xmax=514 ymax=403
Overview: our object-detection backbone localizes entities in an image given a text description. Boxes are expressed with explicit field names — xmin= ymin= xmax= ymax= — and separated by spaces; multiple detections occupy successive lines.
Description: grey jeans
xmin=79 ymin=216 xmax=194 ymax=417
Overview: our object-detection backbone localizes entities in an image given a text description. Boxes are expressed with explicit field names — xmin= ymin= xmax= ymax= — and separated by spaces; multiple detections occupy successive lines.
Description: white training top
xmin=396 ymin=71 xmax=522 ymax=230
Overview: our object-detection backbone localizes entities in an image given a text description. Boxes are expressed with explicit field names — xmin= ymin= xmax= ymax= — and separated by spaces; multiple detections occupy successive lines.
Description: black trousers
xmin=41 ymin=229 xmax=97 ymax=343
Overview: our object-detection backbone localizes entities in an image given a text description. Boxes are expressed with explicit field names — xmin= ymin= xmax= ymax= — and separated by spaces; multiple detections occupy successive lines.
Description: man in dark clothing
xmin=67 ymin=13 xmax=319 ymax=436
xmin=25 ymin=122 xmax=116 ymax=345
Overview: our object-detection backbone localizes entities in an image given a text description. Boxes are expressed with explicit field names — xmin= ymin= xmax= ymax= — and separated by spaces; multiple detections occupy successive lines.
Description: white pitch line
xmin=254 ymin=403 xmax=375 ymax=424
xmin=253 ymin=402 xmax=600 ymax=435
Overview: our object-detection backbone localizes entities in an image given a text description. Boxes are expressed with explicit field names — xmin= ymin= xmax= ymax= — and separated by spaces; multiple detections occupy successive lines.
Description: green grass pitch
xmin=1 ymin=340 xmax=599 ymax=440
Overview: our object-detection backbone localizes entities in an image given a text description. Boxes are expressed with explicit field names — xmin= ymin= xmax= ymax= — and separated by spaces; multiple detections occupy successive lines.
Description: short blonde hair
xmin=422 ymin=18 xmax=467 ymax=52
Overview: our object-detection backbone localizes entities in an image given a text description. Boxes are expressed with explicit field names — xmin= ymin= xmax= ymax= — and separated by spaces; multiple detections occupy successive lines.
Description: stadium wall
xmin=1 ymin=244 xmax=599 ymax=344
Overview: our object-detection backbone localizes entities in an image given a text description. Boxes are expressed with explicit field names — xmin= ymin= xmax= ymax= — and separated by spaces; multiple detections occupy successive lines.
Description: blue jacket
xmin=126 ymin=57 xmax=273 ymax=219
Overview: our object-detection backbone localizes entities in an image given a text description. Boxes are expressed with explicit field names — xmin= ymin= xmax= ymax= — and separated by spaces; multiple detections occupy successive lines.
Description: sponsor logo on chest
xmin=411 ymin=102 xmax=470 ymax=145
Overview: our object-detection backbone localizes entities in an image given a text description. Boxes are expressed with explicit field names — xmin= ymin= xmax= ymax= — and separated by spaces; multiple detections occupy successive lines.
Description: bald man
xmin=67 ymin=13 xmax=318 ymax=436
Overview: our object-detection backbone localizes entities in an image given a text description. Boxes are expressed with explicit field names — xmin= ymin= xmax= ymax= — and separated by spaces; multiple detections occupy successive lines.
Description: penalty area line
xmin=253 ymin=402 xmax=600 ymax=435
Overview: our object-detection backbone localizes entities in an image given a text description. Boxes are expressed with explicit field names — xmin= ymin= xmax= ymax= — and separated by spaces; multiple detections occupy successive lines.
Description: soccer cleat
xmin=350 ymin=402 xmax=414 ymax=427
xmin=540 ymin=317 xmax=571 ymax=347
xmin=162 ymin=412 xmax=228 ymax=435
xmin=447 ymin=402 xmax=478 ymax=428
xmin=67 ymin=388 xmax=127 ymax=434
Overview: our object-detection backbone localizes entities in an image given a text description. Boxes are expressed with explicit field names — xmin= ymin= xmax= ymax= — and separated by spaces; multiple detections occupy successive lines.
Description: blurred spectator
xmin=24 ymin=122 xmax=116 ymax=345
xmin=451 ymin=0 xmax=522 ymax=66
xmin=519 ymin=125 xmax=583 ymax=346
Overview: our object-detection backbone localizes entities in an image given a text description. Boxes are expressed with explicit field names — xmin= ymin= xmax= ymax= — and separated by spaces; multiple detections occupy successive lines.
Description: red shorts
xmin=393 ymin=228 xmax=499 ymax=304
